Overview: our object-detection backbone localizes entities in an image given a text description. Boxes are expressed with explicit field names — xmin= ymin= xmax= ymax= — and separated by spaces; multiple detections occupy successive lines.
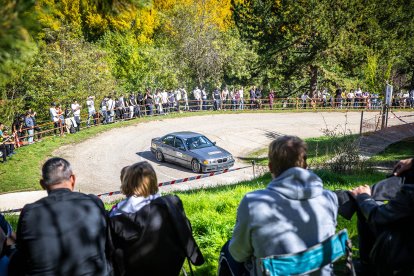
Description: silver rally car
xmin=151 ymin=131 xmax=235 ymax=173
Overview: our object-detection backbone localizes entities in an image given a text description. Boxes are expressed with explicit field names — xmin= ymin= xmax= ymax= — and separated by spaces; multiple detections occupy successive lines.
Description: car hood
xmin=189 ymin=146 xmax=231 ymax=159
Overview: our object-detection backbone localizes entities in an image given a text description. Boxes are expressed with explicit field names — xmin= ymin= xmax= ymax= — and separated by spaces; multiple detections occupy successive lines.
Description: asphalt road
xmin=1 ymin=110 xmax=411 ymax=211
xmin=56 ymin=111 xmax=364 ymax=195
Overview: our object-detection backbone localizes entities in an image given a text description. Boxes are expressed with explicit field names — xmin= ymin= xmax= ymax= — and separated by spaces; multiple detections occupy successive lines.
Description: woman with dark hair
xmin=109 ymin=162 xmax=204 ymax=275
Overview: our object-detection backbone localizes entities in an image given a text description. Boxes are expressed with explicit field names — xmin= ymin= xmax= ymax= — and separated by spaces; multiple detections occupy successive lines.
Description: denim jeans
xmin=87 ymin=110 xmax=96 ymax=126
xmin=27 ymin=129 xmax=34 ymax=143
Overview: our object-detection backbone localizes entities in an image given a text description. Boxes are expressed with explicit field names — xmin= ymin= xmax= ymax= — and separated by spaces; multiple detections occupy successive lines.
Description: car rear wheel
xmin=155 ymin=150 xmax=165 ymax=162
xmin=191 ymin=159 xmax=201 ymax=173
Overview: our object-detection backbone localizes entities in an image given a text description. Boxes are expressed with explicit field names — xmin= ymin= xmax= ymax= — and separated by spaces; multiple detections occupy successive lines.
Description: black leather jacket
xmin=10 ymin=189 xmax=110 ymax=276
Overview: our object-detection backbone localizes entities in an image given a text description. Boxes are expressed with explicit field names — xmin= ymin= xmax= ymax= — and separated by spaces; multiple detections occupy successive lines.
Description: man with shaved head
xmin=9 ymin=157 xmax=111 ymax=276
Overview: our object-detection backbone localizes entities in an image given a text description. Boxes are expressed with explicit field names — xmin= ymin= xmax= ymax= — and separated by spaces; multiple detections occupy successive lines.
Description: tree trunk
xmin=309 ymin=65 xmax=318 ymax=98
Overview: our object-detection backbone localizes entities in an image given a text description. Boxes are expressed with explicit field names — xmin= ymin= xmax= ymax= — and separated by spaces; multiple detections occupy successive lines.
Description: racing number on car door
xmin=173 ymin=138 xmax=188 ymax=166
xmin=162 ymin=135 xmax=175 ymax=161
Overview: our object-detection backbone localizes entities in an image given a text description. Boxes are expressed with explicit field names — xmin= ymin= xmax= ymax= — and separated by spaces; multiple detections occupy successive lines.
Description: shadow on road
xmin=262 ymin=129 xmax=284 ymax=140
xmin=135 ymin=151 xmax=193 ymax=173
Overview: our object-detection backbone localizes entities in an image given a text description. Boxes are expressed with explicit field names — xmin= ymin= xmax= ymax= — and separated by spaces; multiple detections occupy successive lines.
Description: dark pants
xmin=0 ymin=144 xmax=7 ymax=162
xmin=74 ymin=116 xmax=80 ymax=131
xmin=218 ymin=241 xmax=249 ymax=276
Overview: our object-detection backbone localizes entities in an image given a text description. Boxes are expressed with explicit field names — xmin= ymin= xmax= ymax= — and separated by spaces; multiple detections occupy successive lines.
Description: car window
xmin=162 ymin=135 xmax=175 ymax=146
xmin=185 ymin=135 xmax=214 ymax=150
xmin=174 ymin=138 xmax=185 ymax=149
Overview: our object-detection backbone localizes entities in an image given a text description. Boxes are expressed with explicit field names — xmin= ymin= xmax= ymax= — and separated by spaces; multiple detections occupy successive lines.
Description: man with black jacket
xmin=351 ymin=158 xmax=414 ymax=275
xmin=9 ymin=158 xmax=111 ymax=276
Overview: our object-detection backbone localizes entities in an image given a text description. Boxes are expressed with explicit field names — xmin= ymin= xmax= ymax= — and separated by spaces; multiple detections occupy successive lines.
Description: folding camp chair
xmin=260 ymin=229 xmax=355 ymax=276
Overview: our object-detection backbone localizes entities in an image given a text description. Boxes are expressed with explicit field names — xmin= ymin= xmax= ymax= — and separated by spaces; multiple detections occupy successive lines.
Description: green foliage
xmin=1 ymin=0 xmax=414 ymax=123
xmin=20 ymin=29 xmax=116 ymax=119
xmin=0 ymin=0 xmax=37 ymax=90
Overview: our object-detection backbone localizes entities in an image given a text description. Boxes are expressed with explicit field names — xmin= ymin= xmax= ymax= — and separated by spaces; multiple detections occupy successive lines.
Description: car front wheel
xmin=191 ymin=159 xmax=201 ymax=173
xmin=155 ymin=150 xmax=165 ymax=162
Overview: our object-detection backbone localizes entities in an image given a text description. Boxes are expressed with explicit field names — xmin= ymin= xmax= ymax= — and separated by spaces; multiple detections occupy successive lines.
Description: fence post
xmin=251 ymin=160 xmax=256 ymax=179
xmin=381 ymin=104 xmax=388 ymax=130
xmin=359 ymin=111 xmax=364 ymax=135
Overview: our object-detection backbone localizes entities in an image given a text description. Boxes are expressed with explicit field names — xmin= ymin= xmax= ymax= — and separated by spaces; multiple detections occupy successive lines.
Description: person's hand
xmin=393 ymin=158 xmax=413 ymax=176
xmin=350 ymin=185 xmax=371 ymax=198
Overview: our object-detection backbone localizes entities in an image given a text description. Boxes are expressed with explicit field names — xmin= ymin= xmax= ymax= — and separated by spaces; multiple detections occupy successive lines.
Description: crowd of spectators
xmin=1 ymin=85 xmax=413 ymax=164
xmin=1 ymin=137 xmax=413 ymax=275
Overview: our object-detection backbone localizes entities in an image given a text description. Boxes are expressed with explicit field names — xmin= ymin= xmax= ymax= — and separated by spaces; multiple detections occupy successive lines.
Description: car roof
xmin=168 ymin=131 xmax=204 ymax=139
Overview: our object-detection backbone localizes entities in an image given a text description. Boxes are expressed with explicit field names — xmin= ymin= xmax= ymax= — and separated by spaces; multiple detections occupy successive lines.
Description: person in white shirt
xmin=86 ymin=96 xmax=96 ymax=127
xmin=155 ymin=90 xmax=163 ymax=114
xmin=71 ymin=100 xmax=81 ymax=132
xmin=347 ymin=90 xmax=355 ymax=108
xmin=49 ymin=103 xmax=59 ymax=135
xmin=193 ymin=87 xmax=202 ymax=111
xmin=201 ymin=88 xmax=207 ymax=110
xmin=221 ymin=86 xmax=229 ymax=109
xmin=161 ymin=90 xmax=169 ymax=114
xmin=175 ymin=89 xmax=182 ymax=111
xmin=301 ymin=92 xmax=309 ymax=109
xmin=238 ymin=87 xmax=244 ymax=110
xmin=107 ymin=96 xmax=115 ymax=123
xmin=181 ymin=88 xmax=189 ymax=111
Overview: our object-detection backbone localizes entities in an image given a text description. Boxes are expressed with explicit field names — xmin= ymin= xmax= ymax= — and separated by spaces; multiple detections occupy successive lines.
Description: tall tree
xmin=232 ymin=0 xmax=364 ymax=96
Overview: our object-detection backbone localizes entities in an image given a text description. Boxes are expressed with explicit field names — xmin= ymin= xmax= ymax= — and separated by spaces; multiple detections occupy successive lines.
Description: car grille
xmin=217 ymin=158 xmax=227 ymax=163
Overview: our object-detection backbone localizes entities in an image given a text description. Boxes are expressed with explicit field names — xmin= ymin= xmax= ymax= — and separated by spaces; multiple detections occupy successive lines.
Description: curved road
xmin=2 ymin=111 xmax=411 ymax=211
xmin=55 ymin=112 xmax=364 ymax=195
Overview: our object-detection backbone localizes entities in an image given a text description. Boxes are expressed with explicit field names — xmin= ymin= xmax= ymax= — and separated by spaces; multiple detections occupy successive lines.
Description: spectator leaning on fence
xmin=86 ymin=96 xmax=96 ymax=127
xmin=218 ymin=135 xmax=338 ymax=276
xmin=8 ymin=157 xmax=111 ymax=275
xmin=28 ymin=109 xmax=42 ymax=141
xmin=71 ymin=99 xmax=81 ymax=132
xmin=49 ymin=102 xmax=59 ymax=135
xmin=0 ymin=122 xmax=14 ymax=162
xmin=24 ymin=111 xmax=34 ymax=144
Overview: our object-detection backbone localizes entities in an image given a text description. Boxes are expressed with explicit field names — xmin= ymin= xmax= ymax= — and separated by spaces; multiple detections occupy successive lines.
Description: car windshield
xmin=184 ymin=135 xmax=214 ymax=150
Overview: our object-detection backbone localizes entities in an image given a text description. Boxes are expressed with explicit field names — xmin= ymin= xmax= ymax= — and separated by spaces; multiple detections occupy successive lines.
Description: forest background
xmin=0 ymin=0 xmax=413 ymax=124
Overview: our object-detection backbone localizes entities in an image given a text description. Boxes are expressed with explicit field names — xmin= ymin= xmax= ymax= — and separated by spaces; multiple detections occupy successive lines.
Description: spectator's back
xmin=10 ymin=158 xmax=110 ymax=276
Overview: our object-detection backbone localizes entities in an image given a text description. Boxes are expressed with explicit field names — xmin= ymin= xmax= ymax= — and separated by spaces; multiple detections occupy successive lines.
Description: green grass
xmin=2 ymin=112 xmax=412 ymax=274
xmin=246 ymin=135 xmax=414 ymax=173
xmin=245 ymin=135 xmax=360 ymax=167
xmin=368 ymin=137 xmax=414 ymax=164
xmin=3 ymin=169 xmax=383 ymax=275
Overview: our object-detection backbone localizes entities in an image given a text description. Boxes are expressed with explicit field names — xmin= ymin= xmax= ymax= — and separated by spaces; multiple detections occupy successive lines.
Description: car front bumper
xmin=201 ymin=161 xmax=235 ymax=173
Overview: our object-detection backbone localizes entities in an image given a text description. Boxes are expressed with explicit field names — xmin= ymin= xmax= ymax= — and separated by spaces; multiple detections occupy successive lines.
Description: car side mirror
xmin=213 ymin=141 xmax=216 ymax=145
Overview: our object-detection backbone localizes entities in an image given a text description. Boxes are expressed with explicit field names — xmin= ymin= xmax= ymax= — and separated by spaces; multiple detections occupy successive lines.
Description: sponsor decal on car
xmin=207 ymin=151 xmax=222 ymax=155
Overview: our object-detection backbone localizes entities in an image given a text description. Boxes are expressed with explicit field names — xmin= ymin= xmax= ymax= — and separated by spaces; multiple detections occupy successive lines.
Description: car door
xmin=173 ymin=137 xmax=190 ymax=166
xmin=161 ymin=135 xmax=175 ymax=161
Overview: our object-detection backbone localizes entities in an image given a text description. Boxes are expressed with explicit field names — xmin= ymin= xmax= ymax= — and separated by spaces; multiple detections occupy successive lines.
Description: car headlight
xmin=152 ymin=143 xmax=157 ymax=148
xmin=202 ymin=160 xmax=209 ymax=165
